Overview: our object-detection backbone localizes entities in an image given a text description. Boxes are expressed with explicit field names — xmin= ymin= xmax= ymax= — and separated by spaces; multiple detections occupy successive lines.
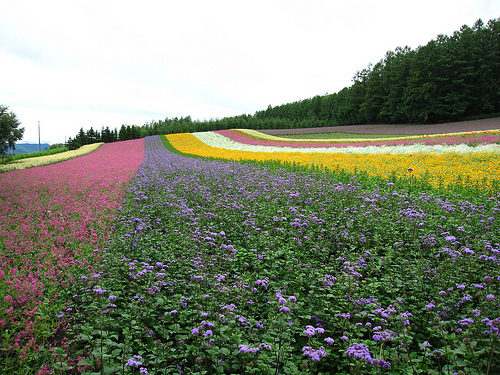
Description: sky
xmin=1 ymin=0 xmax=499 ymax=145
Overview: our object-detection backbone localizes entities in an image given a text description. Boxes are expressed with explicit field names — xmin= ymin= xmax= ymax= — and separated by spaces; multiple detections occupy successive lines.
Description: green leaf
xmin=52 ymin=362 xmax=68 ymax=370
xmin=77 ymin=359 xmax=93 ymax=366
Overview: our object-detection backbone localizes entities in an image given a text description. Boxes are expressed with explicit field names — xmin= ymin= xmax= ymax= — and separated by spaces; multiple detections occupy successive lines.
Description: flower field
xmin=1 ymin=131 xmax=500 ymax=374
xmin=0 ymin=139 xmax=144 ymax=373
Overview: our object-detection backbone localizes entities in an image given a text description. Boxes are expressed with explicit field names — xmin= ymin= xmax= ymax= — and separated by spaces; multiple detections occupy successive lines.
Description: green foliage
xmin=0 ymin=105 xmax=24 ymax=157
xmin=48 ymin=143 xmax=65 ymax=150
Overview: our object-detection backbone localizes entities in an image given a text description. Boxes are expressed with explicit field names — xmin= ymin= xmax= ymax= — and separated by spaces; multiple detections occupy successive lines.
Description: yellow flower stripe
xmin=166 ymin=133 xmax=500 ymax=190
xmin=235 ymin=128 xmax=500 ymax=144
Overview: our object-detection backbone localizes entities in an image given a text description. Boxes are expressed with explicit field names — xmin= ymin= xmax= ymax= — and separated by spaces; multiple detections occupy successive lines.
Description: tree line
xmin=66 ymin=17 xmax=499 ymax=146
xmin=254 ymin=18 xmax=500 ymax=126
xmin=66 ymin=125 xmax=142 ymax=149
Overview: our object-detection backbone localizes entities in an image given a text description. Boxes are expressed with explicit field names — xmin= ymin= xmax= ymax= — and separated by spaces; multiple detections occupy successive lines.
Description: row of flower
xmin=0 ymin=140 xmax=144 ymax=373
xmin=57 ymin=135 xmax=500 ymax=374
xmin=232 ymin=128 xmax=500 ymax=145
xmin=0 ymin=143 xmax=103 ymax=173
xmin=166 ymin=132 xmax=500 ymax=191
xmin=199 ymin=131 xmax=500 ymax=154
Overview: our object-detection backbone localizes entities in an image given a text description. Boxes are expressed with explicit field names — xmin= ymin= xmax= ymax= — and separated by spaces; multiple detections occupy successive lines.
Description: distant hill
xmin=7 ymin=143 xmax=50 ymax=155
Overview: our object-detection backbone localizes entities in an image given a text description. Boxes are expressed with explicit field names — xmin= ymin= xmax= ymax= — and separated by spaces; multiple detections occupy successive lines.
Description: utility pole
xmin=38 ymin=121 xmax=41 ymax=152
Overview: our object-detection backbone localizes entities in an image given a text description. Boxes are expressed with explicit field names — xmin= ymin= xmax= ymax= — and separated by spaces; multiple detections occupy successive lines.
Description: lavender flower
xmin=125 ymin=355 xmax=143 ymax=367
xmin=324 ymin=337 xmax=335 ymax=345
xmin=203 ymin=330 xmax=213 ymax=337
xmin=345 ymin=342 xmax=372 ymax=363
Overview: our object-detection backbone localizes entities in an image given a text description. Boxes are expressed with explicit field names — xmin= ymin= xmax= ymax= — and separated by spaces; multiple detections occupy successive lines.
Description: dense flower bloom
xmin=302 ymin=346 xmax=327 ymax=361
xmin=125 ymin=355 xmax=143 ymax=367
xmin=324 ymin=337 xmax=335 ymax=345
xmin=278 ymin=305 xmax=290 ymax=313
xmin=345 ymin=343 xmax=372 ymax=363
xmin=203 ymin=330 xmax=213 ymax=337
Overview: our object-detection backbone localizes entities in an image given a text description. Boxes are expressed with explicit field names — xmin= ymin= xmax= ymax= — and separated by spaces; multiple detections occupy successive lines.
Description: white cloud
xmin=1 ymin=0 xmax=499 ymax=143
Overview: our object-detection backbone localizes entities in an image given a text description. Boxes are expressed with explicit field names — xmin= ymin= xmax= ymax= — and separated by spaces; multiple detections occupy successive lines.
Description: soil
xmin=258 ymin=117 xmax=500 ymax=135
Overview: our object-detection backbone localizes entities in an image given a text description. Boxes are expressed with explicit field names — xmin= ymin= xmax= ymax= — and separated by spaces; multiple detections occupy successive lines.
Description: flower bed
xmin=56 ymin=135 xmax=500 ymax=374
xmin=233 ymin=128 xmax=500 ymax=144
xmin=0 ymin=139 xmax=144 ymax=373
xmin=216 ymin=129 xmax=500 ymax=148
xmin=201 ymin=131 xmax=500 ymax=154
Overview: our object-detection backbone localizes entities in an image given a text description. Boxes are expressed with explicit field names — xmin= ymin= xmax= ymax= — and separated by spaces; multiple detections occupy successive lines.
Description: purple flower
xmin=125 ymin=355 xmax=143 ymax=367
xmin=94 ymin=287 xmax=107 ymax=294
xmin=486 ymin=294 xmax=496 ymax=301
xmin=278 ymin=305 xmax=290 ymax=313
xmin=458 ymin=318 xmax=474 ymax=326
xmin=238 ymin=344 xmax=259 ymax=353
xmin=109 ymin=295 xmax=117 ymax=300
xmin=324 ymin=337 xmax=335 ymax=345
xmin=191 ymin=327 xmax=200 ymax=335
xmin=303 ymin=325 xmax=316 ymax=337
xmin=203 ymin=330 xmax=213 ymax=337
xmin=302 ymin=346 xmax=327 ymax=361
xmin=345 ymin=342 xmax=372 ymax=363
xmin=337 ymin=312 xmax=350 ymax=319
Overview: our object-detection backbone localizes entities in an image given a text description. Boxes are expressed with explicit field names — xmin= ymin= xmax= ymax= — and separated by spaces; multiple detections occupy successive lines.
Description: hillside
xmin=7 ymin=143 xmax=50 ymax=154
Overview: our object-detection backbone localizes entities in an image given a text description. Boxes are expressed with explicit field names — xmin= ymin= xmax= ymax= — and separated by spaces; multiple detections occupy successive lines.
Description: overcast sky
xmin=1 ymin=0 xmax=499 ymax=144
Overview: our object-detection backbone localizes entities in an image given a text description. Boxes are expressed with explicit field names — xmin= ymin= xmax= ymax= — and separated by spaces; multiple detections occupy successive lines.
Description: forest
xmin=67 ymin=17 xmax=499 ymax=147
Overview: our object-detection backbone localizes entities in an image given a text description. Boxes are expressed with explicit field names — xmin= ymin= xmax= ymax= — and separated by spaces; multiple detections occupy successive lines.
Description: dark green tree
xmin=0 ymin=105 xmax=24 ymax=157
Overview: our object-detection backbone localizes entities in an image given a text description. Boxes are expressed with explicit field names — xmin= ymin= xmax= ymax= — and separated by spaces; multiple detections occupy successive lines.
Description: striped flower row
xmin=234 ymin=128 xmax=500 ymax=144
xmin=219 ymin=129 xmax=500 ymax=149
xmin=194 ymin=131 xmax=500 ymax=154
